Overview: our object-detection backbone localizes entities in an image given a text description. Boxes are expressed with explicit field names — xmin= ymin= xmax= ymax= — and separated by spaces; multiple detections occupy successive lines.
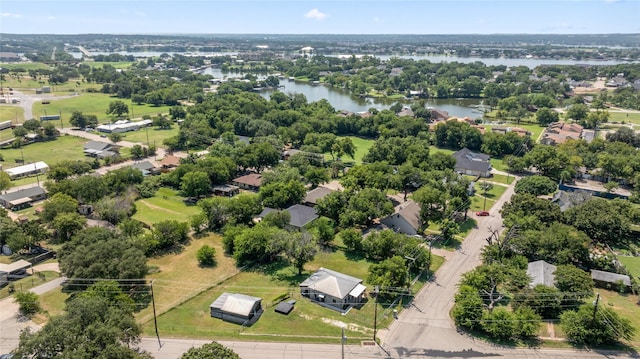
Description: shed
xmin=210 ymin=293 xmax=263 ymax=325
xmin=274 ymin=301 xmax=295 ymax=315
xmin=212 ymin=184 xmax=240 ymax=197
xmin=590 ymin=269 xmax=631 ymax=288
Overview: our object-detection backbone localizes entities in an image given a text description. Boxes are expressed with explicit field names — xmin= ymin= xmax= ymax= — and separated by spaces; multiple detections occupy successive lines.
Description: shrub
xmin=196 ymin=245 xmax=216 ymax=266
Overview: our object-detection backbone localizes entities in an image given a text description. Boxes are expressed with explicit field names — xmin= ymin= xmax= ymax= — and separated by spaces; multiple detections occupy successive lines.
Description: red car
xmin=476 ymin=211 xmax=490 ymax=216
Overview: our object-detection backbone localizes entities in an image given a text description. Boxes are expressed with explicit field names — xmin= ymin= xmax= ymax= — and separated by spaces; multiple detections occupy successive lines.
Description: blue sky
xmin=1 ymin=0 xmax=638 ymax=34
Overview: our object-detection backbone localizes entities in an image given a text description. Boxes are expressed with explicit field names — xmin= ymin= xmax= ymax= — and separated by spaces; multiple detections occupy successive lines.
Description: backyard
xmin=1 ymin=135 xmax=89 ymax=172
xmin=0 ymin=105 xmax=24 ymax=124
xmin=132 ymin=187 xmax=202 ymax=225
xmin=323 ymin=136 xmax=374 ymax=164
xmin=120 ymin=126 xmax=179 ymax=147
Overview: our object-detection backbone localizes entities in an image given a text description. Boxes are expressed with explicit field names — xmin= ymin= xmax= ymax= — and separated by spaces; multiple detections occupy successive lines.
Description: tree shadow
xmin=250 ymin=259 xmax=307 ymax=286
xmin=344 ymin=249 xmax=367 ymax=261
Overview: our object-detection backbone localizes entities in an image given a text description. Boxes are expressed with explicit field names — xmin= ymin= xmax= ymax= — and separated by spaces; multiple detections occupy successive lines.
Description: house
xmin=381 ymin=200 xmax=421 ymax=235
xmin=300 ymin=267 xmax=366 ymax=311
xmin=232 ymin=173 xmax=263 ymax=192
xmin=590 ymin=269 xmax=631 ymax=290
xmin=256 ymin=204 xmax=319 ymax=229
xmin=160 ymin=155 xmax=181 ymax=170
xmin=130 ymin=161 xmax=159 ymax=176
xmin=397 ymin=107 xmax=414 ymax=117
xmin=526 ymin=260 xmax=557 ymax=287
xmin=303 ymin=186 xmax=335 ymax=207
xmin=4 ymin=161 xmax=49 ymax=180
xmin=210 ymin=293 xmax=263 ymax=325
xmin=0 ymin=259 xmax=32 ymax=287
xmin=0 ymin=186 xmax=47 ymax=210
xmin=83 ymin=141 xmax=118 ymax=159
xmin=212 ymin=184 xmax=240 ymax=197
xmin=96 ymin=119 xmax=152 ymax=133
xmin=453 ymin=148 xmax=492 ymax=178
xmin=551 ymin=190 xmax=592 ymax=212
xmin=491 ymin=126 xmax=531 ymax=137
xmin=540 ymin=122 xmax=584 ymax=146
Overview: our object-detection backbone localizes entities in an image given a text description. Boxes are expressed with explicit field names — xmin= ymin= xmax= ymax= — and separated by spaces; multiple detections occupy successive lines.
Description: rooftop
xmin=300 ymin=267 xmax=364 ymax=299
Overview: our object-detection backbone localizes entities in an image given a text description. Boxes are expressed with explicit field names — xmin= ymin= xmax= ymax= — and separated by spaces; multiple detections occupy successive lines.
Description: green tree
xmin=535 ymin=107 xmax=559 ymax=126
xmin=261 ymin=210 xmax=291 ymax=229
xmin=41 ymin=192 xmax=78 ymax=222
xmin=340 ymin=188 xmax=394 ymax=227
xmin=284 ymin=232 xmax=318 ymax=274
xmin=196 ymin=245 xmax=217 ymax=266
xmin=108 ymin=132 xmax=123 ymax=144
xmin=51 ymin=212 xmax=87 ymax=242
xmin=564 ymin=198 xmax=631 ymax=245
xmin=181 ymin=171 xmax=211 ymax=198
xmin=560 ymin=304 xmax=635 ymax=345
xmin=452 ymin=285 xmax=484 ymax=330
xmin=367 ymin=256 xmax=407 ymax=288
xmin=480 ymin=307 xmax=517 ymax=339
xmin=14 ymin=291 xmax=40 ymax=317
xmin=181 ymin=341 xmax=240 ymax=359
xmin=260 ymin=180 xmax=305 ymax=209
xmin=0 ymin=171 xmax=11 ymax=192
xmin=566 ymin=104 xmax=589 ymax=123
xmin=514 ymin=175 xmax=557 ymax=196
xmin=130 ymin=144 xmax=144 ymax=159
xmin=118 ymin=218 xmax=144 ymax=239
xmin=148 ymin=220 xmax=189 ymax=251
xmin=340 ymin=228 xmax=363 ymax=252
xmin=106 ymin=100 xmax=129 ymax=117
xmin=554 ymin=264 xmax=594 ymax=304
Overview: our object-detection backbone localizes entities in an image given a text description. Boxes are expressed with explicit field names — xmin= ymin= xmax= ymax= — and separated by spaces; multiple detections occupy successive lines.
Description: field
xmin=0 ymin=105 xmax=24 ymax=124
xmin=1 ymin=135 xmax=89 ymax=170
xmin=120 ymin=126 xmax=179 ymax=147
xmin=324 ymin=136 xmax=374 ymax=164
xmin=608 ymin=111 xmax=640 ymax=125
xmin=81 ymin=61 xmax=135 ymax=69
xmin=142 ymin=235 xmax=444 ymax=343
xmin=132 ymin=187 xmax=202 ymax=225
xmin=618 ymin=256 xmax=640 ymax=279
xmin=592 ymin=289 xmax=640 ymax=348
xmin=31 ymin=93 xmax=171 ymax=128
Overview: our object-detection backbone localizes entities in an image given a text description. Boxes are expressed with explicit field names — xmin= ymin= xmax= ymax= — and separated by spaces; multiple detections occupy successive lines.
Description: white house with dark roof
xmin=453 ymin=148 xmax=492 ymax=177
xmin=210 ymin=293 xmax=263 ymax=325
xmin=381 ymin=200 xmax=421 ymax=235
xmin=300 ymin=267 xmax=366 ymax=311
xmin=0 ymin=186 xmax=47 ymax=210
xmin=255 ymin=204 xmax=319 ymax=230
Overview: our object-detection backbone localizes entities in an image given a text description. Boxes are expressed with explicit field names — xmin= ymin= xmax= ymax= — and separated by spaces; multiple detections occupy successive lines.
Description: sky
xmin=1 ymin=0 xmax=639 ymax=34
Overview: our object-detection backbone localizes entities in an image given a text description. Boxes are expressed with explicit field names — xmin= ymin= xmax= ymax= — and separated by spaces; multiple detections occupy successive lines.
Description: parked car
xmin=476 ymin=211 xmax=490 ymax=216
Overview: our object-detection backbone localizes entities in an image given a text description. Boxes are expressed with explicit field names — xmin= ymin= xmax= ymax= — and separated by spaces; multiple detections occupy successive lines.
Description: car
xmin=476 ymin=211 xmax=490 ymax=216
xmin=0 ymin=353 xmax=14 ymax=359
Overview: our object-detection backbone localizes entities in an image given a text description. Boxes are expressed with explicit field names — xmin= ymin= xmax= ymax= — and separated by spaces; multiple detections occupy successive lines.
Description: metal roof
xmin=590 ymin=269 xmax=631 ymax=286
xmin=0 ymin=259 xmax=31 ymax=274
xmin=526 ymin=260 xmax=557 ymax=287
xmin=210 ymin=293 xmax=262 ymax=317
xmin=0 ymin=186 xmax=46 ymax=203
xmin=4 ymin=162 xmax=48 ymax=177
xmin=300 ymin=267 xmax=364 ymax=299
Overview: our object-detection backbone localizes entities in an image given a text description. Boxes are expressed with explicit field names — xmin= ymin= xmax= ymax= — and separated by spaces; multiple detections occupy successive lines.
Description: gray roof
xmin=131 ymin=161 xmax=156 ymax=172
xmin=0 ymin=259 xmax=31 ymax=274
xmin=395 ymin=200 xmax=421 ymax=231
xmin=526 ymin=260 xmax=557 ymax=287
xmin=552 ymin=190 xmax=592 ymax=212
xmin=454 ymin=148 xmax=491 ymax=173
xmin=210 ymin=293 xmax=262 ymax=317
xmin=257 ymin=207 xmax=277 ymax=218
xmin=0 ymin=186 xmax=46 ymax=203
xmin=300 ymin=267 xmax=363 ymax=299
xmin=84 ymin=140 xmax=112 ymax=151
xmin=590 ymin=269 xmax=631 ymax=286
xmin=285 ymin=204 xmax=318 ymax=228
xmin=304 ymin=186 xmax=334 ymax=205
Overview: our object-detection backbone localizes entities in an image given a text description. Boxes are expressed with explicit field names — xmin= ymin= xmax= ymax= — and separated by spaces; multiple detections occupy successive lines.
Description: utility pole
xmin=59 ymin=109 xmax=63 ymax=129
xmin=593 ymin=292 xmax=600 ymax=320
xmin=341 ymin=327 xmax=346 ymax=359
xmin=373 ymin=285 xmax=379 ymax=343
xmin=150 ymin=281 xmax=162 ymax=348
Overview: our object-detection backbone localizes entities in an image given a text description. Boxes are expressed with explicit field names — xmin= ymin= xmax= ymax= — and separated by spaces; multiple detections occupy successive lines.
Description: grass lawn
xmin=590 ymin=289 xmax=640 ymax=348
xmin=0 ymin=63 xmax=52 ymax=71
xmin=490 ymin=158 xmax=509 ymax=172
xmin=618 ymin=256 xmax=640 ymax=279
xmin=12 ymin=205 xmax=40 ymax=221
xmin=608 ymin=111 xmax=640 ymax=125
xmin=81 ymin=61 xmax=135 ymax=69
xmin=471 ymin=182 xmax=508 ymax=212
xmin=323 ymin=136 xmax=374 ymax=164
xmin=0 ymin=271 xmax=60 ymax=300
xmin=0 ymin=105 xmax=24 ymax=124
xmin=33 ymin=288 xmax=69 ymax=324
xmin=132 ymin=187 xmax=202 ymax=225
xmin=144 ymin=236 xmax=444 ymax=343
xmin=429 ymin=146 xmax=455 ymax=156
xmin=120 ymin=126 xmax=179 ymax=147
xmin=427 ymin=218 xmax=478 ymax=250
xmin=1 ymin=135 xmax=89 ymax=170
xmin=488 ymin=173 xmax=515 ymax=185
xmin=31 ymin=93 xmax=171 ymax=128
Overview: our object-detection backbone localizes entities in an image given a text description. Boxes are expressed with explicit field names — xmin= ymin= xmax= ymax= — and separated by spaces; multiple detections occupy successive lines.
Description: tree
xmin=170 ymin=106 xmax=187 ymax=120
xmin=480 ymin=307 xmax=517 ymax=339
xmin=554 ymin=265 xmax=594 ymax=304
xmin=232 ymin=224 xmax=285 ymax=265
xmin=367 ymin=256 xmax=407 ymax=289
xmin=106 ymin=100 xmax=129 ymax=117
xmin=339 ymin=188 xmax=394 ymax=227
xmin=69 ymin=111 xmax=98 ymax=128
xmin=22 ymin=118 xmax=41 ymax=132
xmin=259 ymin=180 xmax=305 ymax=209
xmin=261 ymin=210 xmax=291 ymax=229
xmin=284 ymin=232 xmax=318 ymax=274
xmin=512 ymin=285 xmax=562 ymax=319
xmin=560 ymin=304 xmax=635 ymax=345
xmin=14 ymin=291 xmax=40 ymax=317
xmin=309 ymin=217 xmax=335 ymax=246
xmin=108 ymin=132 xmax=123 ymax=144
xmin=14 ymin=291 xmax=144 ymax=358
xmin=196 ymin=245 xmax=217 ymax=266
xmin=181 ymin=341 xmax=240 ymax=359
xmin=514 ymin=175 xmax=557 ymax=196
xmin=58 ymin=227 xmax=148 ymax=285
xmin=119 ymin=218 xmax=144 ymax=239
xmin=564 ymin=198 xmax=631 ymax=245
xmin=536 ymin=107 xmax=559 ymax=126
xmin=147 ymin=220 xmax=189 ymax=251
xmin=0 ymin=171 xmax=10 ymax=192
xmin=51 ymin=212 xmax=86 ymax=242
xmin=566 ymin=104 xmax=588 ymax=123
xmin=41 ymin=192 xmax=78 ymax=222
xmin=130 ymin=144 xmax=144 ymax=159
xmin=340 ymin=228 xmax=363 ymax=252
xmin=452 ymin=285 xmax=484 ymax=330
xmin=181 ymin=171 xmax=211 ymax=198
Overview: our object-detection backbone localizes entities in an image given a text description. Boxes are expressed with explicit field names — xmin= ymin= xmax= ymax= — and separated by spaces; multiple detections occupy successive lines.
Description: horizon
xmin=1 ymin=0 xmax=639 ymax=35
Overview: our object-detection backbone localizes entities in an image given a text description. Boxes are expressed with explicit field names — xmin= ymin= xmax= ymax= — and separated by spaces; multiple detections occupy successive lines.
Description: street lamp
xmin=373 ymin=285 xmax=379 ymax=343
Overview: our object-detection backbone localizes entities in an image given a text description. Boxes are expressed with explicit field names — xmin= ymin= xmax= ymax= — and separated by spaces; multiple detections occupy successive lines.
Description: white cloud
xmin=1 ymin=12 xmax=22 ymax=18
xmin=304 ymin=8 xmax=328 ymax=21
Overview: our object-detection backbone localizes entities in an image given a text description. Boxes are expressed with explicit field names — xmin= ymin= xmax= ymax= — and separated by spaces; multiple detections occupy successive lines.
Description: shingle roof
xmin=84 ymin=140 xmax=112 ymax=151
xmin=454 ymin=148 xmax=491 ymax=173
xmin=304 ymin=186 xmax=334 ymax=205
xmin=233 ymin=173 xmax=263 ymax=187
xmin=285 ymin=204 xmax=318 ymax=228
xmin=527 ymin=260 xmax=557 ymax=287
xmin=300 ymin=267 xmax=364 ymax=299
xmin=590 ymin=269 xmax=631 ymax=286
xmin=0 ymin=186 xmax=46 ymax=203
